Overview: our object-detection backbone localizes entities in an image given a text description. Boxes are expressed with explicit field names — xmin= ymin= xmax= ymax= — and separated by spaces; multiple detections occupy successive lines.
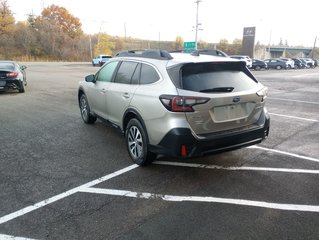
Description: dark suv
xmin=78 ymin=49 xmax=270 ymax=165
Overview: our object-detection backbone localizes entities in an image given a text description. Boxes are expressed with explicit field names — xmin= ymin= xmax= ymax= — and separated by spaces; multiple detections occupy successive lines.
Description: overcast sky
xmin=8 ymin=0 xmax=319 ymax=47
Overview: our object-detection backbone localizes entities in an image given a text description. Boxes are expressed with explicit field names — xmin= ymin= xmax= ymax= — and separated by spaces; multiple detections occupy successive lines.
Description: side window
xmin=96 ymin=61 xmax=119 ymax=82
xmin=140 ymin=64 xmax=160 ymax=84
xmin=114 ymin=61 xmax=138 ymax=84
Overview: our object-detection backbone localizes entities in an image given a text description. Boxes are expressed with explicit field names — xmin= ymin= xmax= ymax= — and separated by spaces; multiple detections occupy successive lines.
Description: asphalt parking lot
xmin=0 ymin=63 xmax=318 ymax=240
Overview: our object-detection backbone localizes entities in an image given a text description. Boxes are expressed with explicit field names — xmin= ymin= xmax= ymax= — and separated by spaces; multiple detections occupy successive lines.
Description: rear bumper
xmin=0 ymin=79 xmax=23 ymax=91
xmin=149 ymin=110 xmax=270 ymax=158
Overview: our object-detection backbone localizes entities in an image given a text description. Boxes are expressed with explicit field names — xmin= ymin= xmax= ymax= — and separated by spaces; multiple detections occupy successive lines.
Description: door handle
xmin=123 ymin=93 xmax=130 ymax=99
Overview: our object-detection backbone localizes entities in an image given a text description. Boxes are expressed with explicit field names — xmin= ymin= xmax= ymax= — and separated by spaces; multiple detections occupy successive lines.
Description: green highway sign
xmin=184 ymin=41 xmax=196 ymax=52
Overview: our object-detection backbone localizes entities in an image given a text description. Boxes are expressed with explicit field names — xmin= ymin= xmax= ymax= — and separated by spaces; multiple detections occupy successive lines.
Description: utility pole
xmin=267 ymin=30 xmax=272 ymax=58
xmin=124 ymin=23 xmax=127 ymax=42
xmin=194 ymin=0 xmax=202 ymax=50
xmin=311 ymin=36 xmax=317 ymax=58
xmin=89 ymin=35 xmax=93 ymax=60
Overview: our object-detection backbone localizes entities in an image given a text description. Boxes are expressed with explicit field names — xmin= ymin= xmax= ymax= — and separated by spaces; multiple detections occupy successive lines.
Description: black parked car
xmin=251 ymin=59 xmax=267 ymax=70
xmin=292 ymin=58 xmax=306 ymax=69
xmin=264 ymin=58 xmax=288 ymax=70
xmin=0 ymin=61 xmax=27 ymax=93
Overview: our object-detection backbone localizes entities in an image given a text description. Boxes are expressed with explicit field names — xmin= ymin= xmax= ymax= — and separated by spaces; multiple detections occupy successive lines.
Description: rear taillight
xmin=159 ymin=95 xmax=209 ymax=112
xmin=256 ymin=87 xmax=268 ymax=102
xmin=6 ymin=72 xmax=18 ymax=77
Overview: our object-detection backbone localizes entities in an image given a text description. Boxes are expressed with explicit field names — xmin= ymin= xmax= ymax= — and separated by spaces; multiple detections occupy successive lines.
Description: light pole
xmin=194 ymin=0 xmax=202 ymax=50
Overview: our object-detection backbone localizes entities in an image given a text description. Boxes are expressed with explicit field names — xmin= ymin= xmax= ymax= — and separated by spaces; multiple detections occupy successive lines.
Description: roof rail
xmin=116 ymin=49 xmax=173 ymax=60
xmin=190 ymin=50 xmax=200 ymax=56
xmin=190 ymin=49 xmax=229 ymax=57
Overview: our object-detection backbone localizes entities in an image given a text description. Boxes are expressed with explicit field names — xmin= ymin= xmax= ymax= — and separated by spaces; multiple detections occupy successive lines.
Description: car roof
xmin=167 ymin=53 xmax=238 ymax=67
xmin=0 ymin=60 xmax=16 ymax=66
xmin=114 ymin=50 xmax=240 ymax=68
xmin=0 ymin=60 xmax=16 ymax=64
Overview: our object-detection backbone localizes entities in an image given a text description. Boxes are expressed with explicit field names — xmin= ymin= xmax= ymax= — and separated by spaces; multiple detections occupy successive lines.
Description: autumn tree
xmin=94 ymin=33 xmax=115 ymax=55
xmin=41 ymin=4 xmax=83 ymax=39
xmin=0 ymin=0 xmax=15 ymax=58
xmin=175 ymin=36 xmax=184 ymax=50
xmin=198 ymin=40 xmax=209 ymax=49
xmin=216 ymin=38 xmax=229 ymax=53
xmin=226 ymin=38 xmax=242 ymax=55
xmin=28 ymin=4 xmax=86 ymax=60
xmin=113 ymin=36 xmax=125 ymax=54
xmin=0 ymin=0 xmax=14 ymax=35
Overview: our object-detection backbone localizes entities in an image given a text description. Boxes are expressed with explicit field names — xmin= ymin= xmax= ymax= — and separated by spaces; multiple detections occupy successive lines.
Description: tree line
xmin=0 ymin=0 xmax=245 ymax=61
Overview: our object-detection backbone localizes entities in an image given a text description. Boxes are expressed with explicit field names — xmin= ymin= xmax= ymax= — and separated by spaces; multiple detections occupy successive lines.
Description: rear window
xmin=0 ymin=63 xmax=14 ymax=70
xmin=180 ymin=62 xmax=258 ymax=93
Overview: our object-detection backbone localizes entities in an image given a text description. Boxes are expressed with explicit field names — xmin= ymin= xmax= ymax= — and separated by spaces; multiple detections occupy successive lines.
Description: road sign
xmin=184 ymin=42 xmax=196 ymax=52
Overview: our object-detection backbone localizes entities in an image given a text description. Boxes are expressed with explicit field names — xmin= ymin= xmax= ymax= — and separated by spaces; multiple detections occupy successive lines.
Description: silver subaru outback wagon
xmin=78 ymin=49 xmax=270 ymax=165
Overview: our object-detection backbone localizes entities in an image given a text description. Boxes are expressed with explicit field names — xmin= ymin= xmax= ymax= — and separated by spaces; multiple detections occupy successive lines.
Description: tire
xmin=254 ymin=65 xmax=261 ymax=71
xmin=79 ymin=94 xmax=97 ymax=124
xmin=19 ymin=82 xmax=25 ymax=93
xmin=276 ymin=65 xmax=282 ymax=70
xmin=125 ymin=118 xmax=157 ymax=166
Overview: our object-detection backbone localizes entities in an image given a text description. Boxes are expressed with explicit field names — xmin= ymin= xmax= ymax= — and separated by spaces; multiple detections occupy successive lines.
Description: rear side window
xmin=114 ymin=61 xmax=138 ymax=84
xmin=140 ymin=64 xmax=160 ymax=84
xmin=181 ymin=62 xmax=257 ymax=93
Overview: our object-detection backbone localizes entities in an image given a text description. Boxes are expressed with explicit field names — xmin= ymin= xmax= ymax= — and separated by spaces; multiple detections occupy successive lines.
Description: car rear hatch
xmin=168 ymin=61 xmax=267 ymax=136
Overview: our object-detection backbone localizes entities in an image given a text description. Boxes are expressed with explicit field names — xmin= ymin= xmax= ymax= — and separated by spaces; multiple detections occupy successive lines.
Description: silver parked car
xmin=92 ymin=54 xmax=112 ymax=66
xmin=279 ymin=58 xmax=295 ymax=69
xmin=78 ymin=49 xmax=270 ymax=165
xmin=229 ymin=55 xmax=253 ymax=68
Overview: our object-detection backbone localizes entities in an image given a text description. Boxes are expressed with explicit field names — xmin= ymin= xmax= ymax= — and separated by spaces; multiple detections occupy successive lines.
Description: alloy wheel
xmin=128 ymin=126 xmax=143 ymax=158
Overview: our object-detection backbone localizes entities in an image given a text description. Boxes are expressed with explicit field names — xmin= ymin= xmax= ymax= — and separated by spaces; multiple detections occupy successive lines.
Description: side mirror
xmin=21 ymin=65 xmax=27 ymax=70
xmin=85 ymin=74 xmax=95 ymax=83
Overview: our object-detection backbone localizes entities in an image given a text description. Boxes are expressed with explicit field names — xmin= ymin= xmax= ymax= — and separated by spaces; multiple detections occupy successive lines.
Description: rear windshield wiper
xmin=200 ymin=87 xmax=234 ymax=93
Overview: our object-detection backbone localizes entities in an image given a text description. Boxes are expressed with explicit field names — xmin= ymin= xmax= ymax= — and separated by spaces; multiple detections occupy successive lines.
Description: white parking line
xmin=0 ymin=234 xmax=37 ymax=240
xmin=80 ymin=187 xmax=319 ymax=213
xmin=0 ymin=164 xmax=138 ymax=225
xmin=249 ymin=146 xmax=319 ymax=163
xmin=153 ymin=161 xmax=319 ymax=174
xmin=1 ymin=145 xmax=318 ymax=225
xmin=269 ymin=112 xmax=319 ymax=122
xmin=268 ymin=97 xmax=319 ymax=105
